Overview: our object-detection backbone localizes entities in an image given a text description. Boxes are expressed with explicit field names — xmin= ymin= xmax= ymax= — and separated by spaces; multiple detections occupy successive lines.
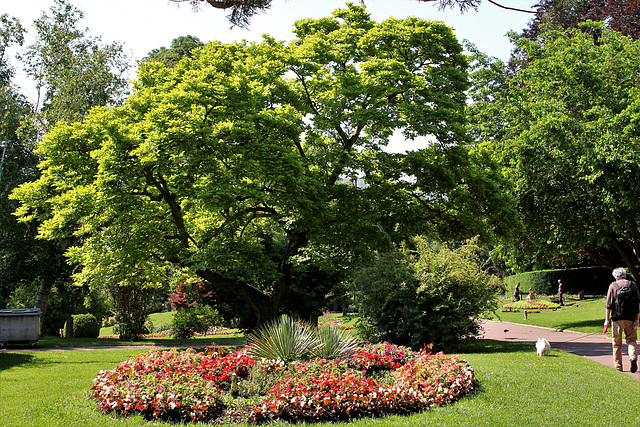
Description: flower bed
xmin=97 ymin=327 xmax=240 ymax=340
xmin=91 ymin=343 xmax=476 ymax=424
xmin=502 ymin=300 xmax=560 ymax=311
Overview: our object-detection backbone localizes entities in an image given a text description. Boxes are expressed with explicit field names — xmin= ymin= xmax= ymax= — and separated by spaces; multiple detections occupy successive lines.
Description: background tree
xmin=474 ymin=23 xmax=640 ymax=278
xmin=5 ymin=0 xmax=131 ymax=332
xmin=20 ymin=0 xmax=130 ymax=128
xmin=350 ymin=237 xmax=502 ymax=351
xmin=142 ymin=35 xmax=205 ymax=67
xmin=522 ymin=0 xmax=640 ymax=41
xmin=13 ymin=5 xmax=515 ymax=327
xmin=0 ymin=13 xmax=35 ymax=309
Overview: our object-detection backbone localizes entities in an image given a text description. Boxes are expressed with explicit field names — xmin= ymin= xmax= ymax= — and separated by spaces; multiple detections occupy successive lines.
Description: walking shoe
xmin=631 ymin=358 xmax=638 ymax=373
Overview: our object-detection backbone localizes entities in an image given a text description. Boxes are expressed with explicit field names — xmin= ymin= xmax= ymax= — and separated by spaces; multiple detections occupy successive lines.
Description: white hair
xmin=612 ymin=267 xmax=627 ymax=279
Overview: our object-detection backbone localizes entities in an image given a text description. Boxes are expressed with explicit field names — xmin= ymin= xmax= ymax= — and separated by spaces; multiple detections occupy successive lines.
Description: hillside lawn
xmin=486 ymin=296 xmax=606 ymax=334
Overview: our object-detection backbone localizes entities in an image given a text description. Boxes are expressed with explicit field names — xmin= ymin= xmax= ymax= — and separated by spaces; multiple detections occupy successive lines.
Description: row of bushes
xmin=503 ymin=266 xmax=612 ymax=296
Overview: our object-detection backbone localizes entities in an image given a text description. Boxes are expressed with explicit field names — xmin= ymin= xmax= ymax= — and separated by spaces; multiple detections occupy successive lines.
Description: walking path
xmin=481 ymin=319 xmax=640 ymax=380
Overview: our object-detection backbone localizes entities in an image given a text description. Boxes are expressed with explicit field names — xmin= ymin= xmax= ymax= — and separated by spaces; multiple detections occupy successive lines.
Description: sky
xmin=2 ymin=0 xmax=538 ymax=151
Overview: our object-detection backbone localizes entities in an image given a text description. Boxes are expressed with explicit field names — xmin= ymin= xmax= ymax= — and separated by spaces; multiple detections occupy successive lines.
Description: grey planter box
xmin=0 ymin=308 xmax=41 ymax=347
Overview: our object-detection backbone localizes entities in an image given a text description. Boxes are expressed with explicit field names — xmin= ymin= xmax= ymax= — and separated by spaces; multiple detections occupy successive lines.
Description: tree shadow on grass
xmin=0 ymin=353 xmax=35 ymax=371
xmin=552 ymin=319 xmax=602 ymax=331
xmin=458 ymin=339 xmax=533 ymax=354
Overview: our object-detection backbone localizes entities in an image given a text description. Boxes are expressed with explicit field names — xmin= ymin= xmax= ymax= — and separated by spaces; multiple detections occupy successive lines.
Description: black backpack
xmin=611 ymin=281 xmax=639 ymax=321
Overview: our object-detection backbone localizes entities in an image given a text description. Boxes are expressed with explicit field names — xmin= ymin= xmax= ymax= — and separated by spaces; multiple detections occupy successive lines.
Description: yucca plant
xmin=311 ymin=324 xmax=360 ymax=360
xmin=247 ymin=315 xmax=317 ymax=363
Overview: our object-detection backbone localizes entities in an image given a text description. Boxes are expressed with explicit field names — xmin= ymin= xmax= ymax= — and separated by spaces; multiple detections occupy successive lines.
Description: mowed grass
xmin=486 ymin=296 xmax=606 ymax=334
xmin=2 ymin=340 xmax=639 ymax=427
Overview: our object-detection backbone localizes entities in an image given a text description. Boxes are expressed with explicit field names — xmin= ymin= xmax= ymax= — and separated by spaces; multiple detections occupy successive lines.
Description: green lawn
xmin=1 ymin=340 xmax=638 ymax=426
xmin=2 ymin=304 xmax=634 ymax=426
xmin=486 ymin=296 xmax=606 ymax=334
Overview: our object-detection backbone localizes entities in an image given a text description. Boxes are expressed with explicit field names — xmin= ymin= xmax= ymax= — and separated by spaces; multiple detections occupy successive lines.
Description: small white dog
xmin=536 ymin=338 xmax=551 ymax=356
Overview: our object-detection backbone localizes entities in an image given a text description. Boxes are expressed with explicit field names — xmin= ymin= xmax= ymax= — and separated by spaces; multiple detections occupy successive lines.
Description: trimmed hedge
xmin=72 ymin=313 xmax=101 ymax=338
xmin=504 ymin=266 xmax=612 ymax=296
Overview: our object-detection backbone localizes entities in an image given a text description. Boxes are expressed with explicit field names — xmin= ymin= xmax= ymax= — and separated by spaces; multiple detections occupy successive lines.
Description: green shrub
xmin=171 ymin=305 xmax=222 ymax=339
xmin=350 ymin=237 xmax=501 ymax=352
xmin=72 ymin=313 xmax=100 ymax=338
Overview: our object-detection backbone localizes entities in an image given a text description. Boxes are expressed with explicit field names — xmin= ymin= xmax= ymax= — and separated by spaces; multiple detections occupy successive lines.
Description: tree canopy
xmin=523 ymin=0 xmax=640 ymax=41
xmin=473 ymin=23 xmax=640 ymax=277
xmin=20 ymin=0 xmax=130 ymax=130
xmin=13 ymin=4 xmax=514 ymax=326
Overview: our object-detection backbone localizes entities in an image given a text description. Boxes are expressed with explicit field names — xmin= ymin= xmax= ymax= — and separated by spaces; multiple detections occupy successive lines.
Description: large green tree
xmin=473 ymin=23 xmax=640 ymax=277
xmin=13 ymin=5 xmax=514 ymax=326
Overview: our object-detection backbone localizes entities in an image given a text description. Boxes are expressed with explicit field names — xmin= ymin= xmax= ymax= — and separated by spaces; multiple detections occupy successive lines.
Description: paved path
xmin=481 ymin=319 xmax=640 ymax=380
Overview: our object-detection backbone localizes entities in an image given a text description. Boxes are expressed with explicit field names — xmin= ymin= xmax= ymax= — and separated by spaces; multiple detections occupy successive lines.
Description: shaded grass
xmin=1 ymin=340 xmax=638 ymax=426
xmin=486 ymin=297 xmax=606 ymax=334
xmin=35 ymin=333 xmax=245 ymax=349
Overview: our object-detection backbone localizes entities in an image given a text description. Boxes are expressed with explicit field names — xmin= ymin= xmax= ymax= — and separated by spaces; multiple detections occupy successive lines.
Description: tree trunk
xmin=197 ymin=268 xmax=286 ymax=328
xmin=34 ymin=283 xmax=51 ymax=322
xmin=34 ymin=238 xmax=71 ymax=331
xmin=196 ymin=231 xmax=307 ymax=328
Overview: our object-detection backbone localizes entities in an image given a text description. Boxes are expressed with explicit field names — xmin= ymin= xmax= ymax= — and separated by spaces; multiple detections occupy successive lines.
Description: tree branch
xmin=486 ymin=0 xmax=536 ymax=14
xmin=610 ymin=235 xmax=640 ymax=281
xmin=584 ymin=248 xmax=614 ymax=271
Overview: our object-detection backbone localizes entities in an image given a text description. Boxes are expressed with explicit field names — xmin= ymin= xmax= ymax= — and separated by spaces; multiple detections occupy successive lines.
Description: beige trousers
xmin=612 ymin=320 xmax=638 ymax=370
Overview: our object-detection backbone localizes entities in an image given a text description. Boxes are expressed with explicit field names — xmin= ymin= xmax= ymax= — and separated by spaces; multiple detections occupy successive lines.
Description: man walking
xmin=557 ymin=279 xmax=564 ymax=306
xmin=604 ymin=267 xmax=640 ymax=372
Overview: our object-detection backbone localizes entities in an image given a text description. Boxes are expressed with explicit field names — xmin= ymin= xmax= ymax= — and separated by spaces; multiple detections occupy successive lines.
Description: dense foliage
xmin=522 ymin=0 xmax=640 ymax=41
xmin=473 ymin=24 xmax=640 ymax=277
xmin=351 ymin=238 xmax=502 ymax=351
xmin=12 ymin=4 xmax=514 ymax=327
xmin=1 ymin=0 xmax=131 ymax=334
xmin=171 ymin=304 xmax=222 ymax=339
xmin=91 ymin=343 xmax=476 ymax=424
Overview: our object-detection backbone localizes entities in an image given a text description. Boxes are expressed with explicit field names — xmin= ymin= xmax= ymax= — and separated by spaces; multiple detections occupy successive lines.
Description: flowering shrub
xmin=348 ymin=342 xmax=418 ymax=373
xmin=91 ymin=348 xmax=254 ymax=422
xmin=392 ymin=351 xmax=477 ymax=409
xmin=251 ymin=369 xmax=385 ymax=422
xmin=91 ymin=344 xmax=476 ymax=424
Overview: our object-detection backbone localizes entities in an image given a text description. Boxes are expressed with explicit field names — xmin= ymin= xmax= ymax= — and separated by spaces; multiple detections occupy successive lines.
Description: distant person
xmin=604 ymin=267 xmax=640 ymax=372
xmin=514 ymin=282 xmax=521 ymax=301
xmin=557 ymin=279 xmax=564 ymax=306
xmin=527 ymin=288 xmax=534 ymax=300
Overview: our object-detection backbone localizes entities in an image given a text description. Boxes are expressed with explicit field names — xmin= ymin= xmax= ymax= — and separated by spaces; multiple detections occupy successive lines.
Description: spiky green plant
xmin=247 ymin=315 xmax=317 ymax=363
xmin=311 ymin=323 xmax=360 ymax=359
